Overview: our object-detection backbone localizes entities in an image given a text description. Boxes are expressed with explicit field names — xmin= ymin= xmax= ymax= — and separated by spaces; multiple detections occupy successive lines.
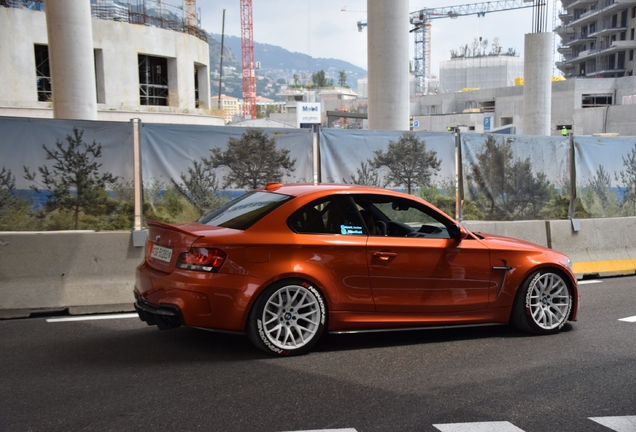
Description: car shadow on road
xmin=314 ymin=322 xmax=575 ymax=353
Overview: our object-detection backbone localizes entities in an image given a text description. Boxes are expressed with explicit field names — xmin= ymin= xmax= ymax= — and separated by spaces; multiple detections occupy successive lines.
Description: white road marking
xmin=618 ymin=316 xmax=636 ymax=323
xmin=433 ymin=422 xmax=525 ymax=432
xmin=589 ymin=416 xmax=636 ymax=431
xmin=578 ymin=280 xmax=603 ymax=285
xmin=282 ymin=429 xmax=357 ymax=432
xmin=46 ymin=313 xmax=138 ymax=323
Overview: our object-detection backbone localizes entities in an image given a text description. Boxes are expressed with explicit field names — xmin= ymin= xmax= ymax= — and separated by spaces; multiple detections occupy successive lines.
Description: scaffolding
xmin=0 ymin=0 xmax=207 ymax=42
xmin=439 ymin=55 xmax=524 ymax=93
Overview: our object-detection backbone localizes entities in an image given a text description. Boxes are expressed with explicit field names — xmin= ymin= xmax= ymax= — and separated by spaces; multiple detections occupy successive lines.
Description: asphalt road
xmin=0 ymin=276 xmax=634 ymax=432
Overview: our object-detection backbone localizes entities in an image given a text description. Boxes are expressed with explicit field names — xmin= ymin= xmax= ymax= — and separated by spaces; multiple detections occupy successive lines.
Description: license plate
xmin=150 ymin=244 xmax=173 ymax=263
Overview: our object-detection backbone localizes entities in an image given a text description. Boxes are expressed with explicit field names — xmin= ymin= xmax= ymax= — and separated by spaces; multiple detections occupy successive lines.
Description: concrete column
xmin=367 ymin=0 xmax=410 ymax=131
xmin=523 ymin=32 xmax=553 ymax=136
xmin=45 ymin=0 xmax=97 ymax=120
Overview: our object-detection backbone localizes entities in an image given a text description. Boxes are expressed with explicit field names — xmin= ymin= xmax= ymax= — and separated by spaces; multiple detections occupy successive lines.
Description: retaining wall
xmin=1 ymin=217 xmax=635 ymax=318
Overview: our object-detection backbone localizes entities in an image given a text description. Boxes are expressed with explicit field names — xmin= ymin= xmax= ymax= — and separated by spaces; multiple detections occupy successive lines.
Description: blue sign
xmin=413 ymin=120 xmax=419 ymax=127
xmin=484 ymin=117 xmax=491 ymax=131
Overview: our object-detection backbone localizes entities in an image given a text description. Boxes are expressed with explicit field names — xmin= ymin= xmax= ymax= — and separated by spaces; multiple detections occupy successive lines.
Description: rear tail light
xmin=177 ymin=248 xmax=226 ymax=272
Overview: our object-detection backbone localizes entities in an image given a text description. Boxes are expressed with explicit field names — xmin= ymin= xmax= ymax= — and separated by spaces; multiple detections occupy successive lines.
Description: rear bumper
xmin=134 ymin=292 xmax=184 ymax=330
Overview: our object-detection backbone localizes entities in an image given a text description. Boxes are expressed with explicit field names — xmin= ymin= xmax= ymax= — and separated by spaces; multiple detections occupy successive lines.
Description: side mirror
xmin=449 ymin=223 xmax=469 ymax=241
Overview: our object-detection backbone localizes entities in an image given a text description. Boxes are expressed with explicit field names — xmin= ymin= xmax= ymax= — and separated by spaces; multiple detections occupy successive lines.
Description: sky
xmin=197 ymin=0 xmax=552 ymax=77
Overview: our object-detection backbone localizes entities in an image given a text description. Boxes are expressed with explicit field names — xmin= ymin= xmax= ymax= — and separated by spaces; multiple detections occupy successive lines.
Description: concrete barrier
xmin=464 ymin=218 xmax=636 ymax=277
xmin=0 ymin=231 xmax=143 ymax=318
xmin=1 ymin=218 xmax=635 ymax=317
xmin=549 ymin=217 xmax=636 ymax=277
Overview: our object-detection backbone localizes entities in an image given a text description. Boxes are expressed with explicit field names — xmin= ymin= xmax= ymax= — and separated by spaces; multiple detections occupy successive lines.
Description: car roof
xmin=259 ymin=182 xmax=402 ymax=198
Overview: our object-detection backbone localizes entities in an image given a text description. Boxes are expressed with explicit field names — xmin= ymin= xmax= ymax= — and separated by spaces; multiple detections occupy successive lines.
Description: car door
xmin=288 ymin=194 xmax=375 ymax=312
xmin=354 ymin=194 xmax=493 ymax=314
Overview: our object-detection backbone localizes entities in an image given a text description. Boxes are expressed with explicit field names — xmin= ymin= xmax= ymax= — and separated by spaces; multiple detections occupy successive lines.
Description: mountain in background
xmin=208 ymin=33 xmax=367 ymax=101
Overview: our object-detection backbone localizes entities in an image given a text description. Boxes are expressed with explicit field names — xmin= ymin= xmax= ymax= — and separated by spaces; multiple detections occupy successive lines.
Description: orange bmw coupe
xmin=134 ymin=183 xmax=579 ymax=356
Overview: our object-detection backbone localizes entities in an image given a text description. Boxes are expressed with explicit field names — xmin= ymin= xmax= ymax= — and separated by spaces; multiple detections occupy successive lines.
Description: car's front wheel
xmin=511 ymin=269 xmax=573 ymax=334
xmin=247 ymin=280 xmax=326 ymax=356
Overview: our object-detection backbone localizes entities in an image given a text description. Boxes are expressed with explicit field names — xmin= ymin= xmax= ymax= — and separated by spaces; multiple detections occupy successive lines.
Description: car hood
xmin=470 ymin=231 xmax=554 ymax=254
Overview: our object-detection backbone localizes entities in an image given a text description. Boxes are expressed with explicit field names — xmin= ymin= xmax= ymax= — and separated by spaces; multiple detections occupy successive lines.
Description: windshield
xmin=197 ymin=191 xmax=292 ymax=230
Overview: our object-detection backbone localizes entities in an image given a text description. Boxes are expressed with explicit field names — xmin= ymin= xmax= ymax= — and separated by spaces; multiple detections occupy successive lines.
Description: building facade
xmin=556 ymin=0 xmax=636 ymax=78
xmin=0 ymin=1 xmax=222 ymax=125
xmin=410 ymin=75 xmax=636 ymax=136
xmin=439 ymin=55 xmax=525 ymax=93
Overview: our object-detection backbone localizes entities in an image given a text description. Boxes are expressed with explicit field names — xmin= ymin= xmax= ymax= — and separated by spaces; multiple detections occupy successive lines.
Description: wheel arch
xmin=510 ymin=264 xmax=579 ymax=326
xmin=242 ymin=274 xmax=331 ymax=333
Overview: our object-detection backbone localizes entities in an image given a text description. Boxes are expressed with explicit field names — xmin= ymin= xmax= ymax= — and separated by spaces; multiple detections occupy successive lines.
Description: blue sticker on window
xmin=340 ymin=224 xmax=364 ymax=235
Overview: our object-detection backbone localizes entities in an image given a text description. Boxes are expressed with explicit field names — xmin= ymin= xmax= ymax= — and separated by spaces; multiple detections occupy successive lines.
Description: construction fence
xmin=1 ymin=115 xmax=635 ymax=231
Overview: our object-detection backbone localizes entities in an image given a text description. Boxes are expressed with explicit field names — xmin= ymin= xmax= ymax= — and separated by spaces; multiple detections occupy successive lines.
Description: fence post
xmin=132 ymin=118 xmax=146 ymax=246
xmin=455 ymin=128 xmax=463 ymax=221
xmin=314 ymin=125 xmax=321 ymax=184
xmin=568 ymin=131 xmax=576 ymax=220
xmin=567 ymin=131 xmax=581 ymax=231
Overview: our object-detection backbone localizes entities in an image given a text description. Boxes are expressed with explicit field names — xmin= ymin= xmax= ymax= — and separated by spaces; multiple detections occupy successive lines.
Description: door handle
xmin=373 ymin=251 xmax=397 ymax=261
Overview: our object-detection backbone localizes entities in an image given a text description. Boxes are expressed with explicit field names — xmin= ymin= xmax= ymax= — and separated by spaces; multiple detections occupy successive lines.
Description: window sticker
xmin=340 ymin=225 xmax=363 ymax=235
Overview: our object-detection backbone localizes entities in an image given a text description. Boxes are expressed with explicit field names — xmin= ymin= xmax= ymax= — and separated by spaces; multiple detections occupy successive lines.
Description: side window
xmin=352 ymin=195 xmax=452 ymax=239
xmin=289 ymin=195 xmax=365 ymax=235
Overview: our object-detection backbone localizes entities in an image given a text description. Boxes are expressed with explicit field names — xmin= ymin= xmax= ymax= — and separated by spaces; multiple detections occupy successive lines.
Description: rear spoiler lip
xmin=146 ymin=219 xmax=202 ymax=237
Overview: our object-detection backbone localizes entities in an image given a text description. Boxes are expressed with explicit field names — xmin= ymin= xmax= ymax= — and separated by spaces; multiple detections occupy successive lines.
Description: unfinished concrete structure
xmin=439 ymin=55 xmax=525 ymax=94
xmin=366 ymin=0 xmax=410 ymax=130
xmin=523 ymin=32 xmax=553 ymax=135
xmin=0 ymin=1 xmax=220 ymax=125
xmin=556 ymin=0 xmax=636 ymax=78
xmin=409 ymin=75 xmax=636 ymax=136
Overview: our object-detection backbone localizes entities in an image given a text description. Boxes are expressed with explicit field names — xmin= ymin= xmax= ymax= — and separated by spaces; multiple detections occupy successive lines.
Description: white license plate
xmin=150 ymin=244 xmax=173 ymax=263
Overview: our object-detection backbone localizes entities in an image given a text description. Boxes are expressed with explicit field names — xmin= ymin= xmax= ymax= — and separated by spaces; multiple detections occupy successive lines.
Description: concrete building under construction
xmin=439 ymin=55 xmax=525 ymax=93
xmin=556 ymin=0 xmax=636 ymax=78
xmin=0 ymin=0 xmax=222 ymax=125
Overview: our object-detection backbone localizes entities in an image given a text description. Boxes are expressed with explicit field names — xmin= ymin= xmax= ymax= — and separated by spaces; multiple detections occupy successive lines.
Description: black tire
xmin=511 ymin=269 xmax=573 ymax=335
xmin=247 ymin=279 xmax=327 ymax=356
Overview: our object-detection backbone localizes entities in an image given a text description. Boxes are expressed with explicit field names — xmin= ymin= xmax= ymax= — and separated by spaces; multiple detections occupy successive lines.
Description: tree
xmin=616 ymin=143 xmax=636 ymax=216
xmin=465 ymin=135 xmax=553 ymax=220
xmin=338 ymin=70 xmax=347 ymax=87
xmin=171 ymin=160 xmax=226 ymax=216
xmin=0 ymin=167 xmax=16 ymax=209
xmin=347 ymin=160 xmax=383 ymax=187
xmin=311 ymin=70 xmax=328 ymax=88
xmin=23 ymin=127 xmax=117 ymax=229
xmin=292 ymin=74 xmax=299 ymax=87
xmin=589 ymin=165 xmax=615 ymax=209
xmin=205 ymin=128 xmax=296 ymax=190
xmin=490 ymin=37 xmax=502 ymax=55
xmin=372 ymin=132 xmax=441 ymax=194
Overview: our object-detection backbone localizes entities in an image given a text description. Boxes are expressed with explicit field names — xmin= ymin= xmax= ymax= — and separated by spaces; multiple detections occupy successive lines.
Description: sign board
xmin=484 ymin=116 xmax=492 ymax=131
xmin=413 ymin=120 xmax=419 ymax=127
xmin=297 ymin=102 xmax=321 ymax=127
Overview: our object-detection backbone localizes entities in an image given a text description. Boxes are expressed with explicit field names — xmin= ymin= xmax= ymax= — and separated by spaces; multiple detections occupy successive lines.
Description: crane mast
xmin=240 ymin=0 xmax=256 ymax=119
xmin=410 ymin=0 xmax=540 ymax=94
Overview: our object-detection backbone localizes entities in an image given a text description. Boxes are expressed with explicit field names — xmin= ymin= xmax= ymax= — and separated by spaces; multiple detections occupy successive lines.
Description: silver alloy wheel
xmin=527 ymin=272 xmax=571 ymax=330
xmin=261 ymin=284 xmax=321 ymax=350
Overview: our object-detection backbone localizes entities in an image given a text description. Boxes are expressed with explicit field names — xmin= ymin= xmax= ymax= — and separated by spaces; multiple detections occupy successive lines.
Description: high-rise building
xmin=556 ymin=0 xmax=636 ymax=78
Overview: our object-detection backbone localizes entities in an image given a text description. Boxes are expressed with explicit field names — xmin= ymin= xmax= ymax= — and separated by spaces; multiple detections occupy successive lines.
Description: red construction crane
xmin=240 ymin=0 xmax=256 ymax=119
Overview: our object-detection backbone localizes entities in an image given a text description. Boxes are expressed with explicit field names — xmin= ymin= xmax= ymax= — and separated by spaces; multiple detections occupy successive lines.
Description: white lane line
xmin=433 ymin=422 xmax=525 ymax=432
xmin=281 ymin=429 xmax=357 ymax=432
xmin=578 ymin=280 xmax=603 ymax=285
xmin=589 ymin=416 xmax=636 ymax=431
xmin=618 ymin=316 xmax=636 ymax=323
xmin=46 ymin=313 xmax=138 ymax=323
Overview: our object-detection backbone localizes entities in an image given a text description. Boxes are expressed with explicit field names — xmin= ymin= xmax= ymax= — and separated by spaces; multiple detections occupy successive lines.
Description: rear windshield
xmin=197 ymin=191 xmax=292 ymax=230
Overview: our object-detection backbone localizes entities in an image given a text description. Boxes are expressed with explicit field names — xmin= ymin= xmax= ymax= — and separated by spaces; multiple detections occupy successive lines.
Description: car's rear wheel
xmin=511 ymin=269 xmax=572 ymax=335
xmin=247 ymin=280 xmax=326 ymax=356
